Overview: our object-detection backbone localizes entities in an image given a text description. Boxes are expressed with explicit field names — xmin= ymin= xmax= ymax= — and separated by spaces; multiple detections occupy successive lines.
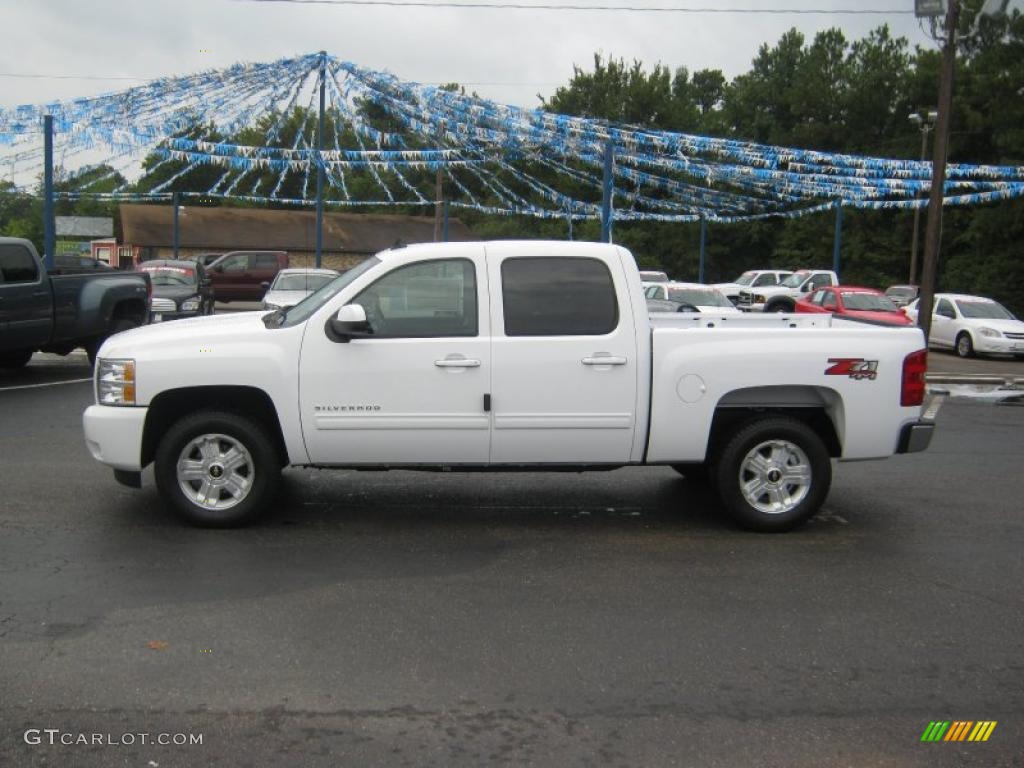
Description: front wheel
xmin=766 ymin=302 xmax=791 ymax=314
xmin=154 ymin=410 xmax=280 ymax=527
xmin=713 ymin=418 xmax=832 ymax=532
xmin=955 ymin=332 xmax=974 ymax=359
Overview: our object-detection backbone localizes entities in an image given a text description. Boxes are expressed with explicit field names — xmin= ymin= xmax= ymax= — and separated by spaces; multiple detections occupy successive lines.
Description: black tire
xmin=955 ymin=332 xmax=974 ymax=359
xmin=87 ymin=316 xmax=143 ymax=366
xmin=766 ymin=301 xmax=791 ymax=314
xmin=154 ymin=409 xmax=280 ymax=527
xmin=713 ymin=417 xmax=832 ymax=533
xmin=0 ymin=349 xmax=33 ymax=369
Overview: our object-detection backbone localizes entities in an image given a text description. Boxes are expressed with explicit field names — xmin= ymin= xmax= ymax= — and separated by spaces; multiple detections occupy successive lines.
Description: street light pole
xmin=908 ymin=110 xmax=937 ymax=285
xmin=917 ymin=0 xmax=960 ymax=343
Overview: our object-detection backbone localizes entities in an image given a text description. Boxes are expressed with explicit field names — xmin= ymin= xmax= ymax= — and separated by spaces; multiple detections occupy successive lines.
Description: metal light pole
xmin=600 ymin=140 xmax=614 ymax=243
xmin=43 ymin=115 xmax=55 ymax=270
xmin=172 ymin=192 xmax=181 ymax=259
xmin=315 ymin=51 xmax=326 ymax=269
xmin=908 ymin=109 xmax=937 ymax=285
xmin=917 ymin=0 xmax=960 ymax=343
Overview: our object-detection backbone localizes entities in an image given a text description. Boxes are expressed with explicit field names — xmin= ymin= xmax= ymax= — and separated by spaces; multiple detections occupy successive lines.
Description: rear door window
xmin=501 ymin=257 xmax=618 ymax=336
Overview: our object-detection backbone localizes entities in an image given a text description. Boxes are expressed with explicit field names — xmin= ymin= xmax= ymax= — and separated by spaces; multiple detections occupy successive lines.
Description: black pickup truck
xmin=0 ymin=237 xmax=150 ymax=368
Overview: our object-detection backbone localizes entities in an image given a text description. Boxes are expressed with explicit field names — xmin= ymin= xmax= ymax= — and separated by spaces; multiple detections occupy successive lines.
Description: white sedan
xmin=261 ymin=268 xmax=340 ymax=310
xmin=644 ymin=282 xmax=742 ymax=314
xmin=905 ymin=293 xmax=1024 ymax=358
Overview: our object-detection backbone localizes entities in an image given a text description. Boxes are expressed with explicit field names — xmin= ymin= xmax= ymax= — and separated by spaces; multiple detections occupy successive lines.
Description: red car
xmin=795 ymin=285 xmax=913 ymax=326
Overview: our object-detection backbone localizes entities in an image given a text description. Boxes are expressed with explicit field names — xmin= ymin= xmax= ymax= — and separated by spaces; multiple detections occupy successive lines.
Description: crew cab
xmin=739 ymin=269 xmax=838 ymax=313
xmin=83 ymin=241 xmax=937 ymax=532
xmin=0 ymin=237 xmax=150 ymax=368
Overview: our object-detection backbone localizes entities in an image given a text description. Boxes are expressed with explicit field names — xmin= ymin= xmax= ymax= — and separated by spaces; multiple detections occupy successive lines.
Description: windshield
xmin=780 ymin=271 xmax=811 ymax=289
xmin=272 ymin=273 xmax=336 ymax=292
xmin=955 ymin=300 xmax=1015 ymax=320
xmin=140 ymin=266 xmax=196 ymax=286
xmin=842 ymin=292 xmax=899 ymax=312
xmin=885 ymin=286 xmax=917 ymax=298
xmin=667 ymin=288 xmax=733 ymax=308
xmin=280 ymin=258 xmax=380 ymax=326
xmin=734 ymin=272 xmax=756 ymax=286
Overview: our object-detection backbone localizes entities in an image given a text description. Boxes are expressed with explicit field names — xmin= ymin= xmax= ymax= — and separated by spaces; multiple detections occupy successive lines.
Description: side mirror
xmin=326 ymin=304 xmax=372 ymax=343
xmin=214 ymin=265 xmax=224 ymax=273
xmin=261 ymin=281 xmax=271 ymax=290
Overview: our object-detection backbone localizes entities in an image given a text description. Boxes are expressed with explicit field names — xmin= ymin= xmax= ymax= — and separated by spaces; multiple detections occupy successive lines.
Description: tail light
xmin=901 ymin=349 xmax=927 ymax=406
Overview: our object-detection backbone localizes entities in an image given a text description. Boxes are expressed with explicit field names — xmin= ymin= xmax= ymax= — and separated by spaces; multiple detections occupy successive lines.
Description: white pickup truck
xmin=738 ymin=269 xmax=839 ymax=313
xmin=83 ymin=241 xmax=937 ymax=532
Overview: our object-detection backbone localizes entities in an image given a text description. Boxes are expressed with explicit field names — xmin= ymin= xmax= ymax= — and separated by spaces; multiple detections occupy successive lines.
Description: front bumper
xmin=83 ymin=404 xmax=148 ymax=471
xmin=150 ymin=309 xmax=201 ymax=323
xmin=975 ymin=336 xmax=1024 ymax=355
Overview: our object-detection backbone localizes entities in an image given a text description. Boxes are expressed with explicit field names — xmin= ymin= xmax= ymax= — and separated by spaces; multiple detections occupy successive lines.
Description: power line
xmin=232 ymin=0 xmax=911 ymax=13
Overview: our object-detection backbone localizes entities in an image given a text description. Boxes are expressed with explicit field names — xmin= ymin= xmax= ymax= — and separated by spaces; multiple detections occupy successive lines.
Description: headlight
xmin=978 ymin=327 xmax=1000 ymax=338
xmin=181 ymin=297 xmax=200 ymax=312
xmin=97 ymin=358 xmax=136 ymax=406
xmin=754 ymin=294 xmax=767 ymax=303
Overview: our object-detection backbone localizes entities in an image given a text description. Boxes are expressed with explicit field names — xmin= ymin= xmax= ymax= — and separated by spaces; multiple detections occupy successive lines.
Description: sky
xmin=0 ymin=0 xmax=943 ymax=111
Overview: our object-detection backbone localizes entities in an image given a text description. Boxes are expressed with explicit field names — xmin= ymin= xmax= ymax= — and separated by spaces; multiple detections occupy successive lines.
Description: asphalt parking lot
xmin=0 ymin=353 xmax=1021 ymax=767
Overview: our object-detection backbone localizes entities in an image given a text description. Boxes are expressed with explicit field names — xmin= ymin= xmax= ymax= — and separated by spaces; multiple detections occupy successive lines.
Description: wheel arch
xmin=142 ymin=385 xmax=289 ymax=468
xmin=710 ymin=385 xmax=843 ymax=459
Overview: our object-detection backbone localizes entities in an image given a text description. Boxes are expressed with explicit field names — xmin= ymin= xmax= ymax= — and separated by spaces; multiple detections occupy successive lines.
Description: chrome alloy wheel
xmin=176 ymin=433 xmax=255 ymax=510
xmin=738 ymin=439 xmax=812 ymax=515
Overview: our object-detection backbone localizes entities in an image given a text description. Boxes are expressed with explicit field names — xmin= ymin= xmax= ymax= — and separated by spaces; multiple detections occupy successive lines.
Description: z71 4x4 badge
xmin=825 ymin=358 xmax=879 ymax=380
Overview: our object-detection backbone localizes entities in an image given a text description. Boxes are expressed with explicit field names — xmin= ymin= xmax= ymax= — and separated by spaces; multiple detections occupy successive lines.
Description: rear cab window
xmin=501 ymin=257 xmax=618 ymax=336
xmin=0 ymin=243 xmax=40 ymax=283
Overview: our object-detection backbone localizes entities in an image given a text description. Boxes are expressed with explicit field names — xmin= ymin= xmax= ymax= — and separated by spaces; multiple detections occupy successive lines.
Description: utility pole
xmin=917 ymin=0 xmax=960 ymax=343
xmin=908 ymin=110 xmax=937 ymax=285
xmin=315 ymin=51 xmax=326 ymax=269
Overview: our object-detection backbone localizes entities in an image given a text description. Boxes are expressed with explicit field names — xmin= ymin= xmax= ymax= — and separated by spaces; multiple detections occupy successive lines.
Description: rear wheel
xmin=154 ymin=409 xmax=280 ymax=527
xmin=87 ymin=316 xmax=143 ymax=366
xmin=955 ymin=332 xmax=974 ymax=358
xmin=713 ymin=417 xmax=832 ymax=532
xmin=0 ymin=349 xmax=33 ymax=368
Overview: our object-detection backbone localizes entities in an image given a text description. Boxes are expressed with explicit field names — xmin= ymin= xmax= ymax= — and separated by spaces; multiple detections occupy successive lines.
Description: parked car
xmin=905 ymin=293 xmax=1024 ymax=358
xmin=83 ymin=240 xmax=937 ymax=532
xmin=884 ymin=284 xmax=920 ymax=308
xmin=738 ymin=269 xmax=839 ymax=312
xmin=138 ymin=260 xmax=215 ymax=322
xmin=796 ymin=286 xmax=913 ymax=326
xmin=644 ymin=282 xmax=742 ymax=314
xmin=261 ymin=268 xmax=339 ymax=310
xmin=0 ymin=237 xmax=150 ymax=367
xmin=206 ymin=250 xmax=289 ymax=302
xmin=639 ymin=270 xmax=669 ymax=284
xmin=713 ymin=270 xmax=793 ymax=306
xmin=53 ymin=254 xmax=114 ymax=272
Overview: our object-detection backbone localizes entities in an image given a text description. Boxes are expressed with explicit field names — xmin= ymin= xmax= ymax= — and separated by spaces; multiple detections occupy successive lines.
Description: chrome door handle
xmin=582 ymin=355 xmax=627 ymax=366
xmin=434 ymin=358 xmax=481 ymax=368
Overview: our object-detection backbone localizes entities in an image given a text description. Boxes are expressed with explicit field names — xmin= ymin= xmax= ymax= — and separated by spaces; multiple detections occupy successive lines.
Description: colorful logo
xmin=824 ymin=357 xmax=879 ymax=380
xmin=920 ymin=721 xmax=997 ymax=742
